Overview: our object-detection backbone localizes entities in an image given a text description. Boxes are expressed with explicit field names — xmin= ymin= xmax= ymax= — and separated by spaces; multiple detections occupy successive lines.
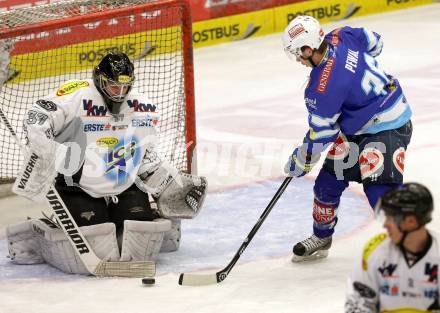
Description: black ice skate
xmin=292 ymin=234 xmax=332 ymax=262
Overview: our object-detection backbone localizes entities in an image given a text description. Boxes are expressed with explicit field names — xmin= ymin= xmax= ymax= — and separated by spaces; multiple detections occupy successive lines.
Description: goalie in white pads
xmin=7 ymin=52 xmax=207 ymax=275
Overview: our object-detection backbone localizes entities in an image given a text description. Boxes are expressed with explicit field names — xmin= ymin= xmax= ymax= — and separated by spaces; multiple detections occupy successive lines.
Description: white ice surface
xmin=1 ymin=4 xmax=440 ymax=313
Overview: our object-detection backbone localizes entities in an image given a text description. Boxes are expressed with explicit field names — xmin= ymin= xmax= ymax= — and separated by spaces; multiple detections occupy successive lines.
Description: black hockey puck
xmin=142 ymin=277 xmax=155 ymax=286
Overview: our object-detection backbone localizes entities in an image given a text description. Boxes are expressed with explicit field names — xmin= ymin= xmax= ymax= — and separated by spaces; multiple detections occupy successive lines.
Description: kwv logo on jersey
xmin=104 ymin=138 xmax=141 ymax=186
xmin=378 ymin=262 xmax=398 ymax=277
xmin=127 ymin=99 xmax=157 ymax=112
xmin=83 ymin=99 xmax=107 ymax=116
xmin=425 ymin=263 xmax=438 ymax=283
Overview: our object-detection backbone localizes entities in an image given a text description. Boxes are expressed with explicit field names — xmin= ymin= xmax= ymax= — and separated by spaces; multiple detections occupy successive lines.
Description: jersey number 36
xmin=361 ymin=53 xmax=389 ymax=97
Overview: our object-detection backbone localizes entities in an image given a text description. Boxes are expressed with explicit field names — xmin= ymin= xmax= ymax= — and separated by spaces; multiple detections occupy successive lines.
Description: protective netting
xmin=0 ymin=0 xmax=195 ymax=182
xmin=0 ymin=0 xmax=167 ymax=30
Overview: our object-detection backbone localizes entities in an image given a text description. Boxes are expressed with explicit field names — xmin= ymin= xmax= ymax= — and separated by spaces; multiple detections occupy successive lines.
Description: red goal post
xmin=0 ymin=0 xmax=196 ymax=183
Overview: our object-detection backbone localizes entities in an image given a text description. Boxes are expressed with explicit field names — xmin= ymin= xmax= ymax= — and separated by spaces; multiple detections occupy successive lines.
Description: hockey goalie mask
xmin=282 ymin=15 xmax=325 ymax=61
xmin=93 ymin=52 xmax=135 ymax=104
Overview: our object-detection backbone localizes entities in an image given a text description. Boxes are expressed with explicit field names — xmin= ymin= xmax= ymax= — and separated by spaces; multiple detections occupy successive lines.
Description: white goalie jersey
xmin=20 ymin=79 xmax=160 ymax=198
xmin=345 ymin=232 xmax=440 ymax=313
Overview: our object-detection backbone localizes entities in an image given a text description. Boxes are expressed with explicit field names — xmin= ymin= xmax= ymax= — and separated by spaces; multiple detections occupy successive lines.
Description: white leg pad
xmin=6 ymin=220 xmax=44 ymax=264
xmin=33 ymin=220 xmax=120 ymax=275
xmin=120 ymin=219 xmax=171 ymax=262
xmin=160 ymin=219 xmax=181 ymax=253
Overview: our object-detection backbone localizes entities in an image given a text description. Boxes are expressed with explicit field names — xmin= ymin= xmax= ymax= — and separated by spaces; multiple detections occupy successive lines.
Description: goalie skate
xmin=292 ymin=235 xmax=332 ymax=262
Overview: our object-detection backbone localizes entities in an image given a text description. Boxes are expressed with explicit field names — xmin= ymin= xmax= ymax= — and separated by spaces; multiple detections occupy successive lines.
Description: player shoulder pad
xmin=56 ymin=80 xmax=90 ymax=96
xmin=362 ymin=233 xmax=387 ymax=271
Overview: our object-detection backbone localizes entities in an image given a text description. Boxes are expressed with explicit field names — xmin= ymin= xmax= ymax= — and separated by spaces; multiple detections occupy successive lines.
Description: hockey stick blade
xmin=178 ymin=272 xmax=218 ymax=286
xmin=178 ymin=177 xmax=293 ymax=286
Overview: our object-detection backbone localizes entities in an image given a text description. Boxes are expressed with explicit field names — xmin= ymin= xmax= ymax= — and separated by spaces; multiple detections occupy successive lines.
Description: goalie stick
xmin=178 ymin=177 xmax=292 ymax=286
xmin=0 ymin=108 xmax=155 ymax=278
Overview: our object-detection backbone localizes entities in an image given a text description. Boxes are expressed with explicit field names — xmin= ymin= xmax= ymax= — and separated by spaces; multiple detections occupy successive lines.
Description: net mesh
xmin=0 ymin=0 xmax=165 ymax=30
xmin=0 ymin=0 xmax=194 ymax=182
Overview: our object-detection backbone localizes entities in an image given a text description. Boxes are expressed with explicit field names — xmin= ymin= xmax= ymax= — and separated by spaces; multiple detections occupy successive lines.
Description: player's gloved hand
xmin=284 ymin=147 xmax=319 ymax=177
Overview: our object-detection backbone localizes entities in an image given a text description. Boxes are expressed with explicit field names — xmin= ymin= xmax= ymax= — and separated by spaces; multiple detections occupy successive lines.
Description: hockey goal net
xmin=0 ymin=0 xmax=196 ymax=184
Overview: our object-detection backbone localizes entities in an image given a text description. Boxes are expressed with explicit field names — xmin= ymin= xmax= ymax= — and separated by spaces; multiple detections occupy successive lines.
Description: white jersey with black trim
xmin=345 ymin=232 xmax=440 ymax=313
xmin=24 ymin=79 xmax=160 ymax=198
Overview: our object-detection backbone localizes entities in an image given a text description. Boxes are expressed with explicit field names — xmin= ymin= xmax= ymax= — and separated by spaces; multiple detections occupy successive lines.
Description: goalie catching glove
xmin=136 ymin=160 xmax=208 ymax=219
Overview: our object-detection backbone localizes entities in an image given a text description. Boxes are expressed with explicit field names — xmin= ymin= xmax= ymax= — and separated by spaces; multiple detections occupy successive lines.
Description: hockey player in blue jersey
xmin=282 ymin=16 xmax=413 ymax=262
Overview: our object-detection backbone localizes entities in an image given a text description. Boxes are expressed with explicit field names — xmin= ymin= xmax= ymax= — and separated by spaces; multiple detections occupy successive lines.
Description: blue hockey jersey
xmin=302 ymin=27 xmax=412 ymax=153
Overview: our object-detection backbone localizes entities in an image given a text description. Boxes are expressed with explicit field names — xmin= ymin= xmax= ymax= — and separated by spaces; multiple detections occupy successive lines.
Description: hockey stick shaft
xmin=0 ymin=108 xmax=155 ymax=277
xmin=179 ymin=177 xmax=292 ymax=286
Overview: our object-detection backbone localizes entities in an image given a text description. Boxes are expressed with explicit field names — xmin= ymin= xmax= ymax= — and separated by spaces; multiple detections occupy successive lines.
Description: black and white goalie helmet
xmin=93 ymin=52 xmax=135 ymax=103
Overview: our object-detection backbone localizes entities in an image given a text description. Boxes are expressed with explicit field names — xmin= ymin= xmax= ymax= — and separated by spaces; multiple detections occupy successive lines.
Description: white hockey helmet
xmin=282 ymin=15 xmax=325 ymax=61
